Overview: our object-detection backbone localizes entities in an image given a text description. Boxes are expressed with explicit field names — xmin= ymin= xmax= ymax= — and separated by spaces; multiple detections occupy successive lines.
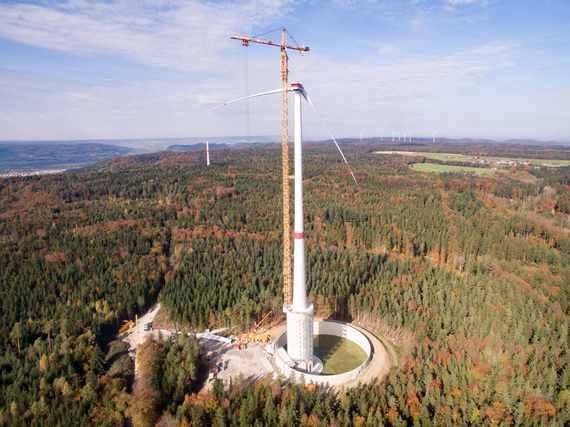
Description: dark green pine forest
xmin=0 ymin=142 xmax=568 ymax=426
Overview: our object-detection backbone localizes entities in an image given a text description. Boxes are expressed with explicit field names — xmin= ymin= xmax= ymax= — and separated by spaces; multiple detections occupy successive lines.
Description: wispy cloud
xmin=0 ymin=0 xmax=293 ymax=72
xmin=446 ymin=0 xmax=484 ymax=4
xmin=0 ymin=38 xmax=525 ymax=139
xmin=0 ymin=0 xmax=568 ymax=141
xmin=443 ymin=0 xmax=488 ymax=10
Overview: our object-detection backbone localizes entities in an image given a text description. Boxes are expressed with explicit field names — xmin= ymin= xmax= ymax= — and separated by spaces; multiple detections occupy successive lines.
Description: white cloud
xmin=443 ymin=0 xmax=488 ymax=10
xmin=0 ymin=1 xmax=568 ymax=141
xmin=409 ymin=14 xmax=426 ymax=32
xmin=2 ymin=38 xmax=547 ymax=141
xmin=376 ymin=43 xmax=402 ymax=57
xmin=0 ymin=0 xmax=293 ymax=72
xmin=446 ymin=0 xmax=483 ymax=4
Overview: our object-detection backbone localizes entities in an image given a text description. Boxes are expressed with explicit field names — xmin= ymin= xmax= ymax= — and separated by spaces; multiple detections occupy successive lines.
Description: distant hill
xmin=0 ymin=142 xmax=131 ymax=173
xmin=324 ymin=137 xmax=570 ymax=147
xmin=167 ymin=143 xmax=230 ymax=152
xmin=2 ymin=137 xmax=567 ymax=175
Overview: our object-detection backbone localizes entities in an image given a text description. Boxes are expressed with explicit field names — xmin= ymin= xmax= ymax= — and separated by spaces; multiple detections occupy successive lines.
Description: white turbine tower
xmin=223 ymin=82 xmax=314 ymax=369
xmin=288 ymin=82 xmax=314 ymax=369
xmin=206 ymin=140 xmax=210 ymax=166
xmin=223 ymin=81 xmax=355 ymax=371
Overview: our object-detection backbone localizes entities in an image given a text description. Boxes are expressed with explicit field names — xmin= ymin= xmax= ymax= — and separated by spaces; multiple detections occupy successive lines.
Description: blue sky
xmin=0 ymin=0 xmax=569 ymax=141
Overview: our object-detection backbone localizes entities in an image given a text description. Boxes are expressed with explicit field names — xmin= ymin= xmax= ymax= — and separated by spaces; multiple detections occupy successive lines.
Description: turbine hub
xmin=290 ymin=81 xmax=304 ymax=91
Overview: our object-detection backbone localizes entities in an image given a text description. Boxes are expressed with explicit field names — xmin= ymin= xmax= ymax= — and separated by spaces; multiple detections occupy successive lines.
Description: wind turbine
xmin=223 ymin=81 xmax=355 ymax=371
xmin=206 ymin=140 xmax=210 ymax=166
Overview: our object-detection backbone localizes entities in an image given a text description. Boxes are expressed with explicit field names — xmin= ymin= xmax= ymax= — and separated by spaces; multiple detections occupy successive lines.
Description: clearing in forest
xmin=410 ymin=163 xmax=495 ymax=175
xmin=376 ymin=151 xmax=570 ymax=167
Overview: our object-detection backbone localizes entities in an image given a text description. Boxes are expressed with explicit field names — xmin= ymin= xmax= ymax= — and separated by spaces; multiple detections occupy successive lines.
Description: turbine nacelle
xmin=290 ymin=81 xmax=303 ymax=90
xmin=290 ymin=81 xmax=307 ymax=97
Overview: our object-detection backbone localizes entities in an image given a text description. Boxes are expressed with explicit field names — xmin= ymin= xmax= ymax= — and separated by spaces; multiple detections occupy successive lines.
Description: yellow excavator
xmin=236 ymin=311 xmax=274 ymax=347
xmin=119 ymin=319 xmax=135 ymax=335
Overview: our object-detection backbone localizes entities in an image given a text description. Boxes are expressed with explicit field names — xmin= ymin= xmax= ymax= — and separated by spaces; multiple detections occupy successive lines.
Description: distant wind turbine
xmin=206 ymin=140 xmax=210 ymax=166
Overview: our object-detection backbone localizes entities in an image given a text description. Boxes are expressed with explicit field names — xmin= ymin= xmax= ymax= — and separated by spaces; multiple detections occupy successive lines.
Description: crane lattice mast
xmin=230 ymin=29 xmax=309 ymax=306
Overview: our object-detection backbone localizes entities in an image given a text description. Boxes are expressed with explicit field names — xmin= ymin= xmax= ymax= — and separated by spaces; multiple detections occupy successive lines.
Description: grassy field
xmin=529 ymin=158 xmax=570 ymax=167
xmin=410 ymin=162 xmax=496 ymax=175
xmin=313 ymin=335 xmax=367 ymax=374
xmin=375 ymin=151 xmax=472 ymax=162
xmin=376 ymin=150 xmax=570 ymax=167
xmin=416 ymin=152 xmax=471 ymax=162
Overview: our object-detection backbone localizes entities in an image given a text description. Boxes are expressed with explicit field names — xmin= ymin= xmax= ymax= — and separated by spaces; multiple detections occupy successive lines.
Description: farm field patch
xmin=410 ymin=162 xmax=495 ymax=175
xmin=376 ymin=151 xmax=570 ymax=167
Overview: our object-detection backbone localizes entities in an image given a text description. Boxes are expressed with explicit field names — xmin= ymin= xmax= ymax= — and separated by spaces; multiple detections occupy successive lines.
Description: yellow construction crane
xmin=230 ymin=29 xmax=309 ymax=306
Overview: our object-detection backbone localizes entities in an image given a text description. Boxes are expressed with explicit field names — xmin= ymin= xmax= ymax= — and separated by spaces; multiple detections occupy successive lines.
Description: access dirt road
xmin=122 ymin=303 xmax=173 ymax=352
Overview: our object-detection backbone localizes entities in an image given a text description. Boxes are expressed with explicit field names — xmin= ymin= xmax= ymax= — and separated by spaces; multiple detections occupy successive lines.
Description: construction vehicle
xmin=119 ymin=320 xmax=135 ymax=335
xmin=234 ymin=310 xmax=274 ymax=347
xmin=249 ymin=332 xmax=272 ymax=343
xmin=254 ymin=310 xmax=273 ymax=330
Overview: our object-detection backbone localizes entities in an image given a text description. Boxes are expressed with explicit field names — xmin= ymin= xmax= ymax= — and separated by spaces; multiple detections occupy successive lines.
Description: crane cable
xmin=244 ymin=42 xmax=251 ymax=143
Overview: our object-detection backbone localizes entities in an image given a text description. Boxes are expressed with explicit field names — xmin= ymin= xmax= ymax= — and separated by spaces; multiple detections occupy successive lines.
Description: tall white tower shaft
xmin=206 ymin=141 xmax=210 ymax=166
xmin=292 ymin=89 xmax=307 ymax=312
xmin=285 ymin=84 xmax=314 ymax=369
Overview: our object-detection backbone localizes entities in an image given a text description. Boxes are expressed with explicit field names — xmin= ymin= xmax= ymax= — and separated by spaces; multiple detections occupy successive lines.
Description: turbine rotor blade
xmin=304 ymin=91 xmax=358 ymax=185
xmin=222 ymin=88 xmax=283 ymax=107
xmin=216 ymin=85 xmax=358 ymax=185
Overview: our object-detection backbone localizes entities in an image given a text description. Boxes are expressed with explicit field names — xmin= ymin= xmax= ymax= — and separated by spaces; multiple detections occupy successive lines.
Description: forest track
xmin=121 ymin=304 xmax=173 ymax=381
xmin=438 ymin=184 xmax=460 ymax=253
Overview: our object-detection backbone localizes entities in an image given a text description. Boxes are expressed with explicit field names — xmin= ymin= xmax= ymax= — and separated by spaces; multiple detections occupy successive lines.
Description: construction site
xmin=118 ymin=27 xmax=393 ymax=390
xmin=223 ymin=28 xmax=389 ymax=387
xmin=202 ymin=317 xmax=392 ymax=389
xmin=120 ymin=304 xmax=393 ymax=389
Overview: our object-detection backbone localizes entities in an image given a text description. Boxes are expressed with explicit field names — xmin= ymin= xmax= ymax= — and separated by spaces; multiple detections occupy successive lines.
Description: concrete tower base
xmin=273 ymin=320 xmax=377 ymax=386
xmin=284 ymin=303 xmax=314 ymax=370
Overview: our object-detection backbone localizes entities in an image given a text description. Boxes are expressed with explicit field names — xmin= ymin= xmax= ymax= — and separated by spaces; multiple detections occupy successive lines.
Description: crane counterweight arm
xmin=230 ymin=35 xmax=309 ymax=52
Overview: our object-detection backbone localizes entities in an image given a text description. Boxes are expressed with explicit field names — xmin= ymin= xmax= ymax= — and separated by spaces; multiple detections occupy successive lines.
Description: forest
xmin=0 ymin=141 xmax=568 ymax=426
